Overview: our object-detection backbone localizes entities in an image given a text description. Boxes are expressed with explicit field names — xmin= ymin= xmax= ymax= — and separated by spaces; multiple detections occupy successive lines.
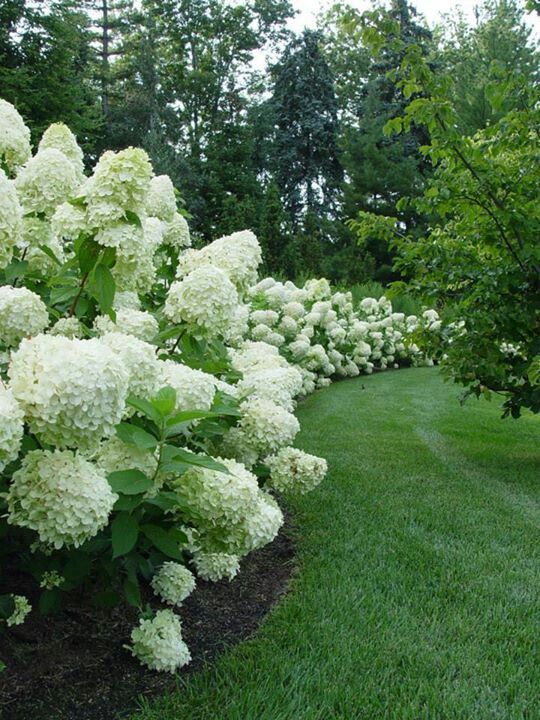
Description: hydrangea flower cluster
xmin=0 ymin=382 xmax=24 ymax=472
xmin=0 ymin=169 xmax=22 ymax=268
xmin=5 ymin=595 xmax=31 ymax=627
xmin=130 ymin=609 xmax=191 ymax=673
xmin=0 ymin=99 xmax=31 ymax=174
xmin=266 ymin=447 xmax=328 ymax=495
xmin=6 ymin=449 xmax=117 ymax=548
xmin=8 ymin=335 xmax=128 ymax=449
xmin=165 ymin=266 xmax=239 ymax=337
xmin=192 ymin=552 xmax=240 ymax=582
xmin=176 ymin=230 xmax=261 ymax=293
xmin=151 ymin=562 xmax=196 ymax=606
xmin=0 ymin=286 xmax=49 ymax=347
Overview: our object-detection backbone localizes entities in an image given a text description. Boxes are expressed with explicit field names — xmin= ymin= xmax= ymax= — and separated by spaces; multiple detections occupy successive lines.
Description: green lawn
xmin=130 ymin=368 xmax=540 ymax=720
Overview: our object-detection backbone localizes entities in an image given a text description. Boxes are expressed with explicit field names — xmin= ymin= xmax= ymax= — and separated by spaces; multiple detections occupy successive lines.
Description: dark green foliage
xmin=358 ymin=7 xmax=539 ymax=415
xmin=0 ymin=0 xmax=100 ymax=155
xmin=270 ymin=30 xmax=343 ymax=225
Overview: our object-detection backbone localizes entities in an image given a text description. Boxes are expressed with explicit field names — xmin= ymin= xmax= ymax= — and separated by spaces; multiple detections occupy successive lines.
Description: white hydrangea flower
xmin=237 ymin=397 xmax=300 ymax=457
xmin=40 ymin=570 xmax=64 ymax=590
xmin=145 ymin=175 xmax=177 ymax=221
xmin=229 ymin=341 xmax=289 ymax=374
xmin=0 ymin=99 xmax=31 ymax=173
xmin=151 ymin=562 xmax=196 ymax=607
xmin=231 ymin=491 xmax=283 ymax=555
xmin=177 ymin=457 xmax=260 ymax=525
xmin=94 ymin=435 xmax=158 ymax=479
xmin=223 ymin=303 xmax=250 ymax=347
xmin=94 ymin=309 xmax=158 ymax=343
xmin=159 ymin=360 xmax=216 ymax=412
xmin=112 ymin=223 xmax=157 ymax=293
xmin=193 ymin=552 xmax=240 ymax=582
xmin=5 ymin=595 xmax=31 ymax=627
xmin=265 ymin=447 xmax=327 ymax=495
xmin=162 ymin=212 xmax=191 ymax=249
xmin=38 ymin=122 xmax=85 ymax=181
xmin=0 ymin=168 xmax=22 ymax=268
xmin=100 ymin=332 xmax=161 ymax=403
xmin=8 ymin=335 xmax=128 ymax=449
xmin=0 ymin=381 xmax=24 ymax=471
xmin=49 ymin=316 xmax=85 ymax=339
xmin=177 ymin=230 xmax=261 ymax=292
xmin=282 ymin=301 xmax=306 ymax=319
xmin=6 ymin=449 xmax=117 ymax=548
xmin=20 ymin=215 xmax=53 ymax=248
xmin=278 ymin=315 xmax=298 ymax=338
xmin=250 ymin=309 xmax=279 ymax=327
xmin=15 ymin=149 xmax=79 ymax=216
xmin=24 ymin=236 xmax=66 ymax=277
xmin=0 ymin=286 xmax=49 ymax=347
xmin=237 ymin=367 xmax=302 ymax=411
xmin=219 ymin=426 xmax=259 ymax=469
xmin=164 ymin=266 xmax=238 ymax=337
xmin=304 ymin=278 xmax=332 ymax=301
xmin=114 ymin=291 xmax=141 ymax=311
xmin=85 ymin=147 xmax=153 ymax=224
xmin=130 ymin=609 xmax=191 ymax=673
xmin=51 ymin=201 xmax=87 ymax=241
xmin=143 ymin=216 xmax=164 ymax=251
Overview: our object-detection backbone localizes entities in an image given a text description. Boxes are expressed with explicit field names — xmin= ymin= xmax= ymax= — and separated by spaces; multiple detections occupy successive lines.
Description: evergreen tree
xmin=270 ymin=30 xmax=343 ymax=227
xmin=340 ymin=0 xmax=433 ymax=282
xmin=439 ymin=0 xmax=539 ymax=133
xmin=0 ymin=0 xmax=100 ymax=155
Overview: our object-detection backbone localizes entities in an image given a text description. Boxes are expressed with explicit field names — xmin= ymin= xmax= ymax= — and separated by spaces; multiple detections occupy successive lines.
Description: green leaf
xmin=78 ymin=237 xmax=101 ymax=274
xmin=62 ymin=553 xmax=91 ymax=587
xmin=114 ymin=493 xmax=145 ymax=512
xmin=39 ymin=244 xmax=63 ymax=265
xmin=39 ymin=589 xmax=62 ymax=615
xmin=108 ymin=469 xmax=154 ymax=495
xmin=144 ymin=491 xmax=186 ymax=512
xmin=0 ymin=595 xmax=15 ymax=620
xmin=165 ymin=410 xmax=221 ymax=436
xmin=124 ymin=210 xmax=142 ymax=228
xmin=49 ymin=283 xmax=78 ymax=306
xmin=4 ymin=260 xmax=28 ymax=283
xmin=111 ymin=512 xmax=139 ymax=558
xmin=126 ymin=395 xmax=163 ymax=426
xmin=151 ymin=386 xmax=177 ymax=417
xmin=68 ymin=195 xmax=86 ymax=208
xmin=116 ymin=423 xmax=158 ymax=450
xmin=123 ymin=577 xmax=142 ymax=608
xmin=93 ymin=263 xmax=116 ymax=313
xmin=161 ymin=446 xmax=230 ymax=474
xmin=140 ymin=524 xmax=184 ymax=560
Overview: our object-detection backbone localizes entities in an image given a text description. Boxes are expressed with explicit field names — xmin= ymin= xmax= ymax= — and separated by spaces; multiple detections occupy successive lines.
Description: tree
xmin=270 ymin=29 xmax=343 ymax=227
xmin=0 ymin=0 xmax=100 ymax=155
xmin=358 ymin=10 xmax=539 ymax=416
xmin=338 ymin=1 xmax=433 ymax=283
xmin=438 ymin=0 xmax=539 ymax=134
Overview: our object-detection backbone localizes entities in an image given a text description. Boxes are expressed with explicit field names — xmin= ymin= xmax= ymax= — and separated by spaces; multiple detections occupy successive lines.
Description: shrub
xmin=0 ymin=98 xmax=436 ymax=672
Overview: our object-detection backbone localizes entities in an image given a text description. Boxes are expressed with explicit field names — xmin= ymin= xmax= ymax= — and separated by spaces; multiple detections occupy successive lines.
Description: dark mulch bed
xmin=0 ymin=518 xmax=295 ymax=720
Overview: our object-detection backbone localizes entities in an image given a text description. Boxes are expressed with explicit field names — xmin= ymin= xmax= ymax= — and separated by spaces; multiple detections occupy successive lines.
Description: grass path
xmin=131 ymin=368 xmax=539 ymax=720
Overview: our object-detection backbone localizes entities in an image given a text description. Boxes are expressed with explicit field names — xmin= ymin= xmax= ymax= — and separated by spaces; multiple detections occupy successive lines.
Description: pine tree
xmin=270 ymin=30 xmax=343 ymax=228
xmin=341 ymin=0 xmax=433 ymax=281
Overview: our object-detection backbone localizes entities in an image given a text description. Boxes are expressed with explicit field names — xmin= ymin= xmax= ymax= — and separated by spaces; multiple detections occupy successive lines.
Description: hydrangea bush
xmin=0 ymin=99 xmax=435 ymax=673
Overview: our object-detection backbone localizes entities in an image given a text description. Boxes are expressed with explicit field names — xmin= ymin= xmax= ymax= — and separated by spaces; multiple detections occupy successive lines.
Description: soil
xmin=0 ymin=518 xmax=296 ymax=720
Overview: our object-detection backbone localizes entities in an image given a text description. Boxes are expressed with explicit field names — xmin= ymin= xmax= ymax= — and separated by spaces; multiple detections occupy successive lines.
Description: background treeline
xmin=0 ymin=0 xmax=537 ymax=283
